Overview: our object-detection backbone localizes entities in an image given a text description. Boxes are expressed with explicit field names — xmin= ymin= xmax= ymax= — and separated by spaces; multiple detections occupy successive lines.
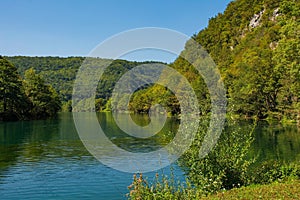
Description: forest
xmin=126 ymin=0 xmax=300 ymax=122
xmin=1 ymin=0 xmax=299 ymax=123
xmin=0 ymin=56 xmax=61 ymax=120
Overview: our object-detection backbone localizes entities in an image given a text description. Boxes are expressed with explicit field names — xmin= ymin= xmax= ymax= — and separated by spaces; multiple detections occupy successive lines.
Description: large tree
xmin=0 ymin=56 xmax=27 ymax=119
xmin=23 ymin=68 xmax=61 ymax=119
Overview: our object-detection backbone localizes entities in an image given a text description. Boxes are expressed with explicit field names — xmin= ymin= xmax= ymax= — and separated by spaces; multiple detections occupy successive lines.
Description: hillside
xmin=5 ymin=57 xmax=162 ymax=108
xmin=130 ymin=0 xmax=299 ymax=121
xmin=194 ymin=0 xmax=299 ymax=120
xmin=5 ymin=56 xmax=83 ymax=101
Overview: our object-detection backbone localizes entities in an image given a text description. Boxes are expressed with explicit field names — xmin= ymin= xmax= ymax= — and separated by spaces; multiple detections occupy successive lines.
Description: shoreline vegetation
xmin=126 ymin=118 xmax=300 ymax=199
xmin=1 ymin=0 xmax=299 ymax=123
xmin=128 ymin=174 xmax=300 ymax=200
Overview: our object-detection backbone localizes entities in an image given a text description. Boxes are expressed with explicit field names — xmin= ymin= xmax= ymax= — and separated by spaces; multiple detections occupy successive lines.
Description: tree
xmin=23 ymin=68 xmax=61 ymax=119
xmin=273 ymin=0 xmax=300 ymax=120
xmin=0 ymin=56 xmax=27 ymax=120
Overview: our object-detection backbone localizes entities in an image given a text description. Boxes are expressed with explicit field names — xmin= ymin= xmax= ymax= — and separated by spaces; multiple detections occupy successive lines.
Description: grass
xmin=203 ymin=180 xmax=300 ymax=200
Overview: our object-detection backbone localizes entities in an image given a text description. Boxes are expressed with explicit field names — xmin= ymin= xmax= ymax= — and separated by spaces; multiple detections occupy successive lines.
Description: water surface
xmin=0 ymin=113 xmax=183 ymax=200
xmin=0 ymin=113 xmax=299 ymax=199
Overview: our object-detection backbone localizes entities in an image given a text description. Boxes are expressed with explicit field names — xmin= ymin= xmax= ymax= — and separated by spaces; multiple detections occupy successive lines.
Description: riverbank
xmin=204 ymin=180 xmax=300 ymax=199
xmin=128 ymin=174 xmax=300 ymax=200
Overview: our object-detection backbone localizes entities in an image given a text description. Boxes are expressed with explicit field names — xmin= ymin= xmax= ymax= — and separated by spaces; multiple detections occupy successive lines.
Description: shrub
xmin=179 ymin=119 xmax=256 ymax=194
xmin=250 ymin=160 xmax=300 ymax=184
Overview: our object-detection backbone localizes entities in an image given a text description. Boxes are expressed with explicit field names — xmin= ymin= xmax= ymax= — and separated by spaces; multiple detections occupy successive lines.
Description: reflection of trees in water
xmin=0 ymin=114 xmax=90 ymax=178
xmin=20 ymin=115 xmax=90 ymax=161
xmin=0 ymin=121 xmax=32 ymax=177
xmin=0 ymin=119 xmax=60 ymax=175
xmin=249 ymin=122 xmax=300 ymax=163
xmin=97 ymin=112 xmax=179 ymax=153
xmin=1 ymin=114 xmax=299 ymax=180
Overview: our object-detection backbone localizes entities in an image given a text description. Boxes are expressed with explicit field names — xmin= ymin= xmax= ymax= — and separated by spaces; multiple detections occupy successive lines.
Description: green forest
xmin=126 ymin=0 xmax=300 ymax=122
xmin=0 ymin=56 xmax=61 ymax=120
xmin=1 ymin=0 xmax=299 ymax=123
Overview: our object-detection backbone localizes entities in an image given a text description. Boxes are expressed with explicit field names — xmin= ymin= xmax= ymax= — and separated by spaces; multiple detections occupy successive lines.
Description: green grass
xmin=204 ymin=180 xmax=300 ymax=200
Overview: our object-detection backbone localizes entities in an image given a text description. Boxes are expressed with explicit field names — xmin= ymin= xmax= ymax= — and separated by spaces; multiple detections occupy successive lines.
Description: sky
xmin=0 ymin=0 xmax=232 ymax=62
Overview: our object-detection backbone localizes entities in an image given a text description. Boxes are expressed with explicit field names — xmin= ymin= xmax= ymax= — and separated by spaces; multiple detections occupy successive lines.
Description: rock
xmin=271 ymin=8 xmax=280 ymax=22
xmin=269 ymin=41 xmax=278 ymax=50
xmin=249 ymin=9 xmax=265 ymax=29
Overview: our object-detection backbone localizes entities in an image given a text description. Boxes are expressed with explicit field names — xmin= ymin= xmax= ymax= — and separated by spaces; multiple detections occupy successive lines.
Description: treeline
xmin=5 ymin=56 xmax=167 ymax=113
xmin=5 ymin=56 xmax=84 ymax=102
xmin=0 ymin=56 xmax=61 ymax=121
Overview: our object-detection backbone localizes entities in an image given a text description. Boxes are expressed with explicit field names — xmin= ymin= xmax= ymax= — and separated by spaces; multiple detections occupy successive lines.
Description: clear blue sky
xmin=0 ymin=0 xmax=231 ymax=62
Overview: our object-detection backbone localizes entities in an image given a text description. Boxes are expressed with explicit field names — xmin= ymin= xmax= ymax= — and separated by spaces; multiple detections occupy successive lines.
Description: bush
xmin=179 ymin=119 xmax=256 ymax=194
xmin=128 ymin=119 xmax=257 ymax=199
xmin=127 ymin=118 xmax=300 ymax=199
xmin=127 ymin=173 xmax=203 ymax=200
xmin=250 ymin=161 xmax=300 ymax=184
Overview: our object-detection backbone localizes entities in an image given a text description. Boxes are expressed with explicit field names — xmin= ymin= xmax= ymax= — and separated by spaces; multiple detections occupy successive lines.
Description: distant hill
xmin=6 ymin=56 xmax=83 ymax=101
xmin=5 ymin=56 xmax=160 ymax=102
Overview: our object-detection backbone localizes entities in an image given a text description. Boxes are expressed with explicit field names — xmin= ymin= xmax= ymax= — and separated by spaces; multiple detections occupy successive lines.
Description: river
xmin=0 ymin=113 xmax=299 ymax=199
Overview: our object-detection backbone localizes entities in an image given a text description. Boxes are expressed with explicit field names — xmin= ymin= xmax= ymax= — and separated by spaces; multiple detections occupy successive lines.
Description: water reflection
xmin=98 ymin=112 xmax=179 ymax=153
xmin=0 ymin=113 xmax=183 ymax=199
xmin=249 ymin=122 xmax=300 ymax=163
xmin=0 ymin=114 xmax=300 ymax=199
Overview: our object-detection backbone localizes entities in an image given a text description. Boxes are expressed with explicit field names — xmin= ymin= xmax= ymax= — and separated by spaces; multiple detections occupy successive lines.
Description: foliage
xmin=5 ymin=56 xmax=83 ymax=102
xmin=180 ymin=119 xmax=256 ymax=194
xmin=61 ymin=100 xmax=72 ymax=112
xmin=122 ymin=0 xmax=300 ymax=120
xmin=128 ymin=178 xmax=300 ymax=200
xmin=128 ymin=84 xmax=180 ymax=115
xmin=0 ymin=57 xmax=28 ymax=120
xmin=128 ymin=123 xmax=300 ymax=199
xmin=0 ymin=57 xmax=61 ymax=120
xmin=23 ymin=68 xmax=61 ymax=119
xmin=5 ymin=57 xmax=173 ymax=113
xmin=192 ymin=0 xmax=299 ymax=120
xmin=128 ymin=1 xmax=300 ymax=197
xmin=0 ymin=56 xmax=29 ymax=120
xmin=127 ymin=118 xmax=256 ymax=199
xmin=3 ymin=0 xmax=299 ymax=121
xmin=127 ymin=173 xmax=204 ymax=200
xmin=3 ymin=0 xmax=299 ymax=120
xmin=250 ymin=161 xmax=300 ymax=184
